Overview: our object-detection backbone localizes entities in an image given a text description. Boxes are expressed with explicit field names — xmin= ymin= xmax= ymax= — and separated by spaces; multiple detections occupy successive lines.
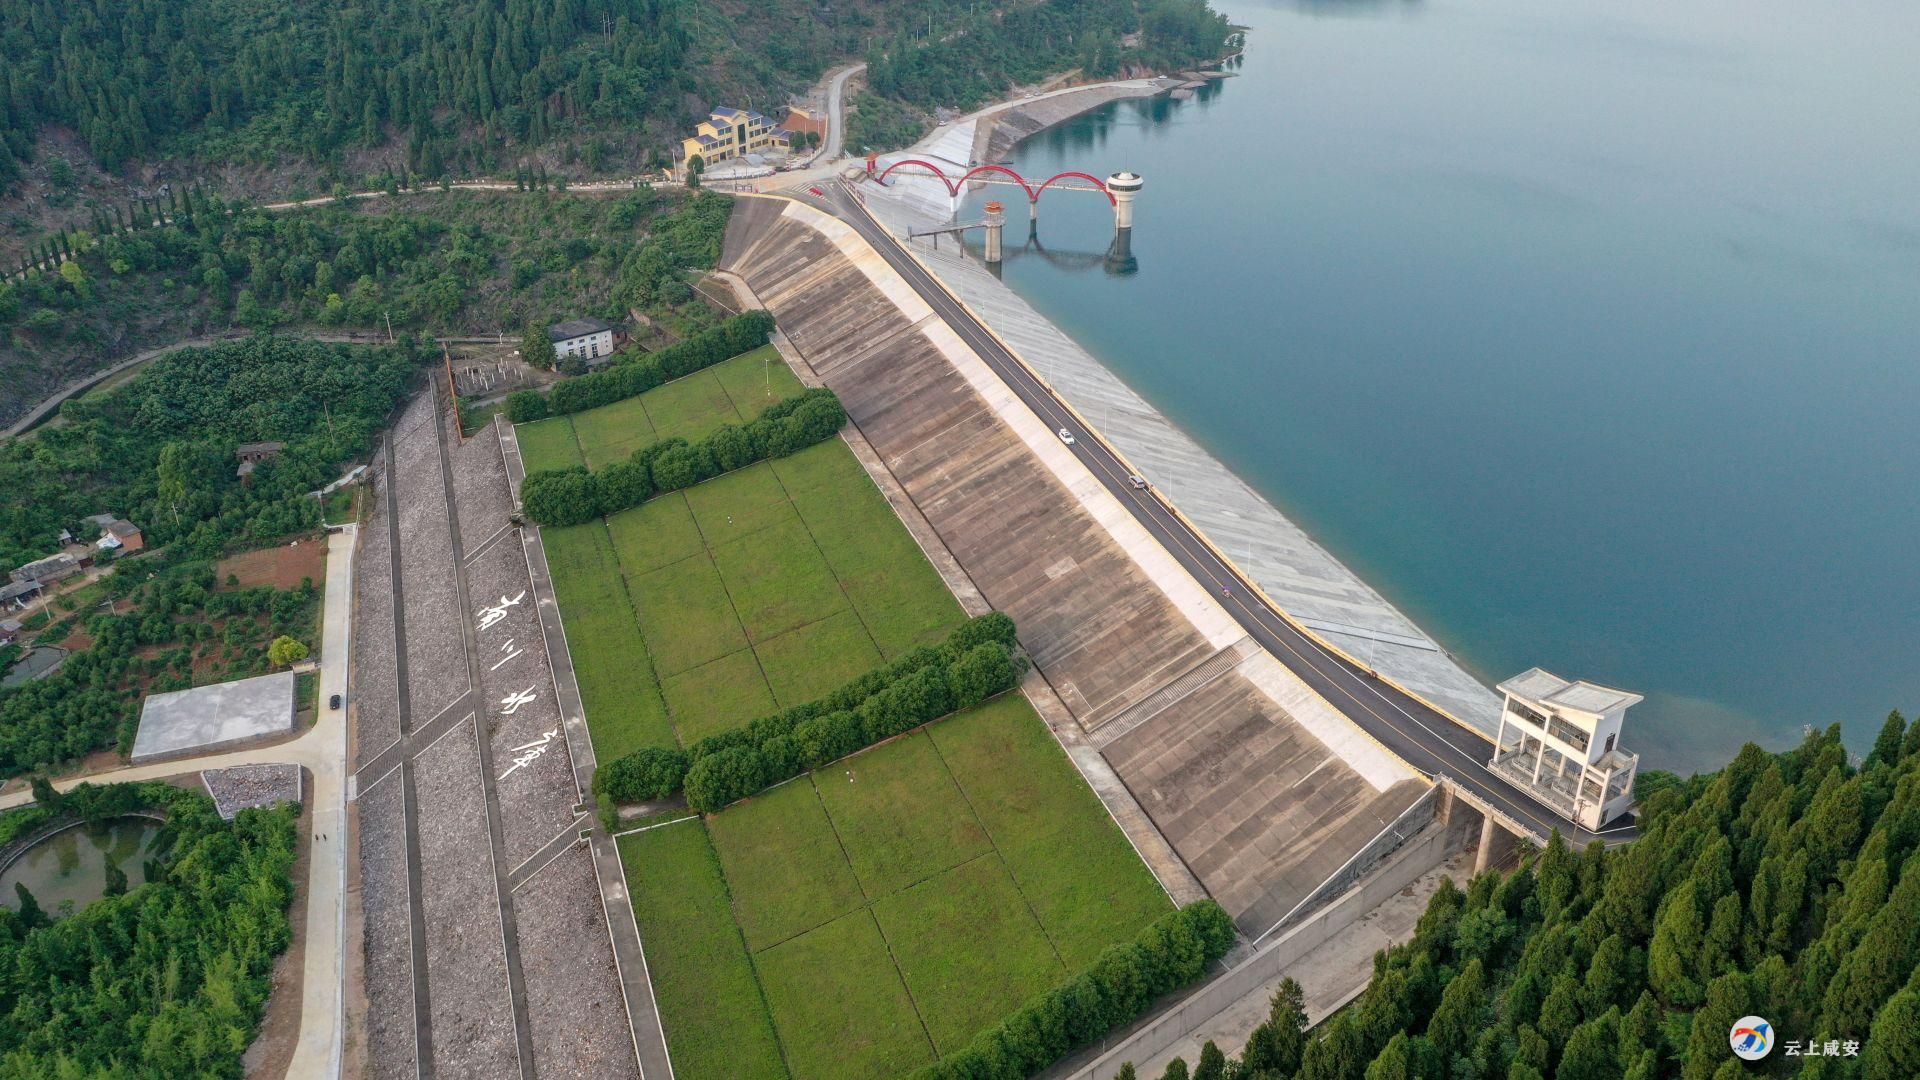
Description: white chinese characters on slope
xmin=498 ymin=729 xmax=560 ymax=781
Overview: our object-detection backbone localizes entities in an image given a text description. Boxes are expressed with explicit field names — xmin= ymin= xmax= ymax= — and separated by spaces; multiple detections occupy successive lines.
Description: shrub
xmin=793 ymin=710 xmax=863 ymax=769
xmin=912 ymin=902 xmax=1238 ymax=1080
xmin=520 ymin=467 xmax=602 ymax=526
xmin=504 ymin=390 xmax=548 ymax=423
xmin=647 ymin=441 xmax=719 ymax=491
xmin=606 ymin=614 xmax=1027 ymax=813
xmin=597 ymin=459 xmax=654 ymax=508
xmin=520 ymin=389 xmax=847 ymax=524
xmin=684 ymin=746 xmax=769 ymax=813
xmin=952 ymin=642 xmax=1025 ymax=710
xmin=595 ymin=746 xmax=690 ymax=803
xmin=949 ymin=610 xmax=1018 ymax=654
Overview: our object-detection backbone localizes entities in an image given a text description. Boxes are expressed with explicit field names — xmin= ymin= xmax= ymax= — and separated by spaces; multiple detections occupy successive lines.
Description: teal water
xmin=965 ymin=0 xmax=1920 ymax=773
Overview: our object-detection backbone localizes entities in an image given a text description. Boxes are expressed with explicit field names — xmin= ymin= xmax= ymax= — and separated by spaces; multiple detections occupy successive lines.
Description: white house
xmin=1489 ymin=668 xmax=1642 ymax=830
xmin=549 ymin=318 xmax=620 ymax=365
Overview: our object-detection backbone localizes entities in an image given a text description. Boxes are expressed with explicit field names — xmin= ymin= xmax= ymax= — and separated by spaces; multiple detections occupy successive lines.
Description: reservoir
xmin=966 ymin=0 xmax=1920 ymax=772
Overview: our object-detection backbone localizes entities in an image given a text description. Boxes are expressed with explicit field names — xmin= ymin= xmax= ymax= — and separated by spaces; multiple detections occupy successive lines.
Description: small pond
xmin=0 ymin=817 xmax=165 ymax=914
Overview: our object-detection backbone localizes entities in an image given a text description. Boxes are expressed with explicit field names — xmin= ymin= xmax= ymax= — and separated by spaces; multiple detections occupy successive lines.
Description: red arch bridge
xmin=864 ymin=156 xmax=1116 ymax=213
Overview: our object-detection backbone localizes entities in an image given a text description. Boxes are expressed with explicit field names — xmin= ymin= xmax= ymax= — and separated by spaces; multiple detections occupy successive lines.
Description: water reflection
xmin=0 ymin=818 xmax=164 ymax=915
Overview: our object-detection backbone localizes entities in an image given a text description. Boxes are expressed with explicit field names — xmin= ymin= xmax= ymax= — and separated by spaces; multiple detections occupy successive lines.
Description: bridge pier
xmin=1473 ymin=814 xmax=1516 ymax=875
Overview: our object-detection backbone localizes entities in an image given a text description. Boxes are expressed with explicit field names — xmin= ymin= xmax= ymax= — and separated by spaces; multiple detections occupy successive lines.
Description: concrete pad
xmin=132 ymin=671 xmax=296 ymax=763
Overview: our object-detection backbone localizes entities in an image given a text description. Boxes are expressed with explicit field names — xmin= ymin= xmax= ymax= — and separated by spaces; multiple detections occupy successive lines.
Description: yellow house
xmin=679 ymin=107 xmax=791 ymax=172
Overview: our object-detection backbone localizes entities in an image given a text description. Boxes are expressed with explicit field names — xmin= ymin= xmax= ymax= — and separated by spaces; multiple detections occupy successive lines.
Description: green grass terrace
xmin=522 ymin=345 xmax=1176 ymax=1078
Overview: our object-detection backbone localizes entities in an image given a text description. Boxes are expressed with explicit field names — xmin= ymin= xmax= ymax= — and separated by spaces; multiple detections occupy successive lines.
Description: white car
xmin=1128 ymin=474 xmax=1149 ymax=490
xmin=1058 ymin=428 xmax=1076 ymax=445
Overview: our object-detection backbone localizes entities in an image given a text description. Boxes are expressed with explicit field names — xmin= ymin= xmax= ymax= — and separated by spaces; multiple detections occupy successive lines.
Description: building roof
xmin=0 ymin=580 xmax=42 ymax=602
xmin=1498 ymin=668 xmax=1643 ymax=716
xmin=0 ymin=618 xmax=22 ymax=633
xmin=85 ymin=514 xmax=140 ymax=538
xmin=236 ymin=441 xmax=286 ymax=457
xmin=694 ymin=134 xmax=718 ymax=147
xmin=13 ymin=553 xmax=79 ymax=580
xmin=549 ymin=318 xmax=616 ymax=341
xmin=709 ymin=106 xmax=767 ymax=124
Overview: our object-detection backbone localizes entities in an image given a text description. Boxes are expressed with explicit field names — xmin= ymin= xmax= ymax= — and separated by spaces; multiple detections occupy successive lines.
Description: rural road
xmin=0 ymin=524 xmax=356 ymax=1077
xmin=816 ymin=180 xmax=1636 ymax=852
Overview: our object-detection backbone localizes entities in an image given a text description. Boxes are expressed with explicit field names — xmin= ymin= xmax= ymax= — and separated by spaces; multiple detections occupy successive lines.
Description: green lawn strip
xmin=710 ymin=518 xmax=849 ymax=644
xmin=617 ymin=822 xmax=788 ymax=1080
xmin=812 ymin=732 xmax=991 ymax=899
xmin=772 ymin=444 xmax=966 ymax=658
xmin=605 ymin=492 xmax=706 ymax=577
xmin=627 ymin=552 xmax=748 ymax=675
xmin=753 ymin=610 xmax=884 ymax=708
xmin=662 ymin=647 xmax=778 ymax=745
xmin=712 ymin=345 xmax=805 ymax=416
xmin=929 ymin=695 xmax=1173 ymax=970
xmin=683 ymin=461 xmax=798 ymax=548
xmin=707 ymin=778 xmax=866 ymax=952
xmin=755 ymin=910 xmax=935 ymax=1080
xmin=870 ymin=853 xmax=1068 ymax=1056
xmin=640 ymin=369 xmax=743 ymax=443
xmin=516 ymin=416 xmax=583 ymax=474
xmin=541 ymin=522 xmax=675 ymax=757
xmin=568 ymin=394 xmax=659 ymax=468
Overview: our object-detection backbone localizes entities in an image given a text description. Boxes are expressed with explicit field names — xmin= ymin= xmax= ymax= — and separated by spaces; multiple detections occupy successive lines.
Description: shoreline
xmin=859 ymin=84 xmax=1507 ymax=737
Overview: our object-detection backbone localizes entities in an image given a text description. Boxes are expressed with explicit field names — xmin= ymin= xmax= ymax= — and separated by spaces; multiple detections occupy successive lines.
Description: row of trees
xmin=915 ymin=899 xmax=1240 ymax=1079
xmin=1144 ymin=712 xmax=1920 ymax=1080
xmin=520 ymin=387 xmax=848 ymax=526
xmin=504 ymin=308 xmax=772 ymax=421
xmin=0 ymin=780 xmax=299 ymax=1076
xmin=597 ymin=613 xmax=1025 ymax=809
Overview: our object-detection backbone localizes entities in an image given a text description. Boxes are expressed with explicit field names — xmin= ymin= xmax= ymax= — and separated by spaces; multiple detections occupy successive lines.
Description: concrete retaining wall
xmin=1057 ymin=819 xmax=1453 ymax=1080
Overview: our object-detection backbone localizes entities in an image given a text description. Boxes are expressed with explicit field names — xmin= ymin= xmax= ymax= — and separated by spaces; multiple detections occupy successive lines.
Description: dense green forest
xmin=0 ymin=335 xmax=420 ymax=775
xmin=1148 ymin=714 xmax=1920 ymax=1080
xmin=863 ymin=0 xmax=1231 ymax=111
xmin=0 ymin=780 xmax=299 ymax=1077
xmin=0 ymin=186 xmax=731 ymax=426
xmin=0 ymin=0 xmax=1228 ymax=195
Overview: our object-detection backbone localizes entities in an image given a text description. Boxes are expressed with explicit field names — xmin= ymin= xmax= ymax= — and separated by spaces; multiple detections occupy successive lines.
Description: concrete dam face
xmin=721 ymin=196 xmax=1428 ymax=935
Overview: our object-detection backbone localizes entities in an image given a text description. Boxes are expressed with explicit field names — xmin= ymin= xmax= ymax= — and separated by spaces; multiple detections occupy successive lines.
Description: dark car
xmin=329 ymin=693 xmax=343 ymax=710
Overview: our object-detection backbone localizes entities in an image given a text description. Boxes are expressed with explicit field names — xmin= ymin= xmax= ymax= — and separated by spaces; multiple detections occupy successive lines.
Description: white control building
xmin=1490 ymin=668 xmax=1641 ymax=830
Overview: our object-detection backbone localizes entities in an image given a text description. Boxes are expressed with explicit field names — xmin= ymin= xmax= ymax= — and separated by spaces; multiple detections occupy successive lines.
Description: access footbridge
xmin=812 ymin=179 xmax=1635 ymax=851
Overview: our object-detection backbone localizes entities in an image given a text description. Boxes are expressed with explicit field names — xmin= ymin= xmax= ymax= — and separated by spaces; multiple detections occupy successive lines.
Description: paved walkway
xmin=0 ymin=524 xmax=357 ymax=1078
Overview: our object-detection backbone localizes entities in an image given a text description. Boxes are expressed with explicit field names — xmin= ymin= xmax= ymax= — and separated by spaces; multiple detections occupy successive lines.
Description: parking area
xmin=350 ymin=386 xmax=639 ymax=1079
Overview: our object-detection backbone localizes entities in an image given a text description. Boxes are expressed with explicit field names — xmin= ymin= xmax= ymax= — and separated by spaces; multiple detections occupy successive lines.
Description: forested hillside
xmin=0 ymin=0 xmax=1230 ymax=199
xmin=0 ymin=186 xmax=730 ymax=427
xmin=1157 ymin=716 xmax=1920 ymax=1080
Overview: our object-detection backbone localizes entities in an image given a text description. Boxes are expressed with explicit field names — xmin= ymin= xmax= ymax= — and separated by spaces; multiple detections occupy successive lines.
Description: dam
xmin=721 ymin=192 xmax=1447 ymax=936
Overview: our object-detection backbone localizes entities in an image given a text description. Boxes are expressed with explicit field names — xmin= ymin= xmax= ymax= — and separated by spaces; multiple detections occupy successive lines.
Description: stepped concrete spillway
xmin=723 ymin=196 xmax=1429 ymax=934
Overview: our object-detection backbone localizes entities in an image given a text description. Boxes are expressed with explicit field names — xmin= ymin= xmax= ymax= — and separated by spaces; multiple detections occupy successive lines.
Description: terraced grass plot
xmin=521 ymin=349 xmax=965 ymax=753
xmin=531 ymin=347 xmax=1172 ymax=1078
